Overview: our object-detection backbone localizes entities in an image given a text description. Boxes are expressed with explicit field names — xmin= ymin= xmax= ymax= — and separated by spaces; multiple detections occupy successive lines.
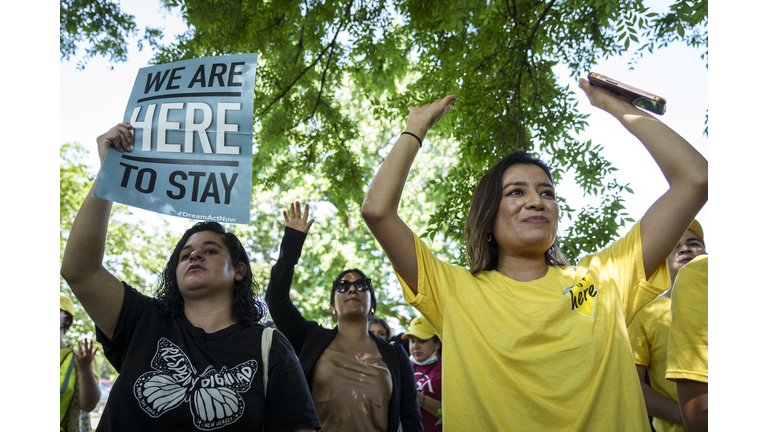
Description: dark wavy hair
xmin=370 ymin=317 xmax=392 ymax=340
xmin=155 ymin=221 xmax=266 ymax=325
xmin=465 ymin=151 xmax=570 ymax=274
xmin=329 ymin=269 xmax=377 ymax=320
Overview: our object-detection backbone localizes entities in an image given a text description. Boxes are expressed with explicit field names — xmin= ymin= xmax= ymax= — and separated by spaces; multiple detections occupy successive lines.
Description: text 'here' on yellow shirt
xmin=395 ymin=222 xmax=669 ymax=432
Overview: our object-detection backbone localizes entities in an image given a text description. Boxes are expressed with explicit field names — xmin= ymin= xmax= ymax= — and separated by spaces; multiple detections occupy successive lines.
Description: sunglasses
xmin=333 ymin=278 xmax=373 ymax=293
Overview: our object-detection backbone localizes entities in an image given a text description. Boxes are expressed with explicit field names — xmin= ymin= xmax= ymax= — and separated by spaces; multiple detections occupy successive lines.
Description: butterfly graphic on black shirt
xmin=134 ymin=337 xmax=259 ymax=430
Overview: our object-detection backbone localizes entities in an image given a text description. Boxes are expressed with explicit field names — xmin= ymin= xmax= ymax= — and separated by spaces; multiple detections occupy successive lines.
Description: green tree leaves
xmin=632 ymin=0 xmax=708 ymax=67
xmin=61 ymin=0 xmax=707 ymax=328
xmin=60 ymin=0 xmax=163 ymax=70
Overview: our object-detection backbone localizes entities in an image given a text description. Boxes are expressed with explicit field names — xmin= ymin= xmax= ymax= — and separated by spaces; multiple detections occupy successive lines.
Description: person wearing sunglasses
xmin=266 ymin=201 xmax=422 ymax=432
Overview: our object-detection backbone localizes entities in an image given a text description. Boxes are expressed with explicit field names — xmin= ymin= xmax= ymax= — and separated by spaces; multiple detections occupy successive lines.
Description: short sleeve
xmin=263 ymin=330 xmax=321 ymax=431
xmin=627 ymin=308 xmax=651 ymax=366
xmin=588 ymin=222 xmax=669 ymax=325
xmin=394 ymin=231 xmax=470 ymax=336
xmin=94 ymin=283 xmax=153 ymax=373
xmin=666 ymin=255 xmax=708 ymax=383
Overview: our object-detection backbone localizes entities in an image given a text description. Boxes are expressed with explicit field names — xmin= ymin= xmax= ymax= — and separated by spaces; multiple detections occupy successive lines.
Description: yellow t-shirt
xmin=627 ymin=295 xmax=685 ymax=432
xmin=666 ymin=255 xmax=708 ymax=383
xmin=395 ymin=222 xmax=669 ymax=431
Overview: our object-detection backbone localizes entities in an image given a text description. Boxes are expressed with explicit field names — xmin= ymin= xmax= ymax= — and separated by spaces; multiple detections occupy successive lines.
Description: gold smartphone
xmin=587 ymin=72 xmax=667 ymax=115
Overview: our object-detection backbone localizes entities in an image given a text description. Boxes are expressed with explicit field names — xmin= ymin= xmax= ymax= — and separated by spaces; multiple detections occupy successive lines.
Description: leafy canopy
xmin=60 ymin=0 xmax=164 ymax=69
xmin=61 ymin=0 xmax=707 ymax=326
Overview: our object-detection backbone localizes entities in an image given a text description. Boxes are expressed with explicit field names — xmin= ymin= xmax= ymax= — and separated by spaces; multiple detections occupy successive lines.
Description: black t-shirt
xmin=95 ymin=283 xmax=320 ymax=432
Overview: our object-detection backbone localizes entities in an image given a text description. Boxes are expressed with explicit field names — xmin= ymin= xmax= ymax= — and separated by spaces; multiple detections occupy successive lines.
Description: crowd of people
xmin=60 ymin=78 xmax=707 ymax=431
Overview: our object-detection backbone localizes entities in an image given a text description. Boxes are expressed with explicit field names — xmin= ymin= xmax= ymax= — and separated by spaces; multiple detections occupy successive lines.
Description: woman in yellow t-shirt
xmin=361 ymin=80 xmax=708 ymax=431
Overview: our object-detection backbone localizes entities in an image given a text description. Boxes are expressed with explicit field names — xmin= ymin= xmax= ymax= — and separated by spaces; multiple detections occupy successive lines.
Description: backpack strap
xmin=261 ymin=327 xmax=274 ymax=397
xmin=261 ymin=327 xmax=274 ymax=432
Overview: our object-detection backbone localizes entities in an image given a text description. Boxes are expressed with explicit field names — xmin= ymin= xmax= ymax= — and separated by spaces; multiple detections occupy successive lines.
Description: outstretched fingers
xmin=74 ymin=338 xmax=99 ymax=367
xmin=406 ymin=94 xmax=458 ymax=138
xmin=282 ymin=201 xmax=315 ymax=234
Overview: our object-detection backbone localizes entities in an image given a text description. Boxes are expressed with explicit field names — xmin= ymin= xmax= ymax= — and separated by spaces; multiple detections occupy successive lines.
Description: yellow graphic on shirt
xmin=565 ymin=275 xmax=598 ymax=318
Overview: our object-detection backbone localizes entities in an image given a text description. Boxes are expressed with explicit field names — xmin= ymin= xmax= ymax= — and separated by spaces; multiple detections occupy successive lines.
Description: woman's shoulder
xmin=377 ymin=338 xmax=409 ymax=362
xmin=301 ymin=323 xmax=337 ymax=347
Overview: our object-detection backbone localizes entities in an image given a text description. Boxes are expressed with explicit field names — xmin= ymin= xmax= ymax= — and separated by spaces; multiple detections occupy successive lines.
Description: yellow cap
xmin=60 ymin=295 xmax=76 ymax=316
xmin=688 ymin=219 xmax=704 ymax=243
xmin=402 ymin=316 xmax=437 ymax=340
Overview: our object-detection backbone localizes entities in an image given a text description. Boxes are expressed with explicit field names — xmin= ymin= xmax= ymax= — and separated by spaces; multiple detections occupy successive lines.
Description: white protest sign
xmin=93 ymin=53 xmax=258 ymax=224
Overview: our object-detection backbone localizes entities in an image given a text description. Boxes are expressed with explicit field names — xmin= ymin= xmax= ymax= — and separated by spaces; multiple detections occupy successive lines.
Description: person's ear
xmin=234 ymin=263 xmax=247 ymax=281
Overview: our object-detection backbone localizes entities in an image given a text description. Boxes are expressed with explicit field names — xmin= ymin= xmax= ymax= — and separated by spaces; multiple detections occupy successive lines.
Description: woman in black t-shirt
xmin=61 ymin=123 xmax=320 ymax=432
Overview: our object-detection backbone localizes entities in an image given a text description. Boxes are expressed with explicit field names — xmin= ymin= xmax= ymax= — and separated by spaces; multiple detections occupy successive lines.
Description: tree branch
xmin=294 ymin=25 xmax=305 ymax=64
xmin=260 ymin=0 xmax=354 ymax=117
xmin=527 ymin=0 xmax=556 ymax=47
xmin=308 ymin=38 xmax=338 ymax=119
xmin=507 ymin=0 xmax=519 ymax=27
xmin=475 ymin=49 xmax=503 ymax=71
xmin=259 ymin=37 xmax=335 ymax=116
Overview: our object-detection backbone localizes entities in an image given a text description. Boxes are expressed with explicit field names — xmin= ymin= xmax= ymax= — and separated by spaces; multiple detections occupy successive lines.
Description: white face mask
xmin=410 ymin=353 xmax=438 ymax=366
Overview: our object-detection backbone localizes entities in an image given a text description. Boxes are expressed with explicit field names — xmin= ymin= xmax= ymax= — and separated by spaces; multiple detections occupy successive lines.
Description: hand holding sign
xmin=93 ymin=54 xmax=258 ymax=224
xmin=96 ymin=122 xmax=134 ymax=164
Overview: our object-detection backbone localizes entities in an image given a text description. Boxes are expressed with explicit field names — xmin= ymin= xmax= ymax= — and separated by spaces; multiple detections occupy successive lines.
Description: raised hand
xmin=96 ymin=122 xmax=133 ymax=164
xmin=577 ymin=78 xmax=636 ymax=115
xmin=283 ymin=201 xmax=315 ymax=234
xmin=403 ymin=94 xmax=458 ymax=142
xmin=73 ymin=338 xmax=100 ymax=371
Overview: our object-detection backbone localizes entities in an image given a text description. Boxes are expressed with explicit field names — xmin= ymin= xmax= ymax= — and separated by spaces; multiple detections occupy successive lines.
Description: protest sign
xmin=93 ymin=53 xmax=258 ymax=224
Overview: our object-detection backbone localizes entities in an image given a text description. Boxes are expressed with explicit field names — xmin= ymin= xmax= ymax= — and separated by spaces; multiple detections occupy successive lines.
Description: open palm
xmin=283 ymin=201 xmax=314 ymax=234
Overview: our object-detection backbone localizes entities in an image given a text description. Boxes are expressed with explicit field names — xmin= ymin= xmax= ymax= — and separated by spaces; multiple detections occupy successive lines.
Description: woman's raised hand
xmin=403 ymin=94 xmax=458 ymax=142
xmin=73 ymin=338 xmax=100 ymax=370
xmin=283 ymin=201 xmax=315 ymax=234
xmin=577 ymin=78 xmax=638 ymax=115
xmin=96 ymin=122 xmax=133 ymax=164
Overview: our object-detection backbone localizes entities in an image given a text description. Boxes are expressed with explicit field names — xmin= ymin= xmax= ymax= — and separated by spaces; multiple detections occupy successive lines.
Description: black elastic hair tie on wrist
xmin=400 ymin=132 xmax=422 ymax=148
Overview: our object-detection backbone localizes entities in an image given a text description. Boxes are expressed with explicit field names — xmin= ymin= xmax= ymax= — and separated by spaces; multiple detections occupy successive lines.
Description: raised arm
xmin=578 ymin=79 xmax=708 ymax=278
xmin=60 ymin=123 xmax=134 ymax=339
xmin=74 ymin=338 xmax=101 ymax=412
xmin=264 ymin=202 xmax=316 ymax=352
xmin=361 ymin=95 xmax=457 ymax=292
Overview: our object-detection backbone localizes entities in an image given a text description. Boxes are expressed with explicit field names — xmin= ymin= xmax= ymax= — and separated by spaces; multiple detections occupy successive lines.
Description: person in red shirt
xmin=403 ymin=316 xmax=443 ymax=431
